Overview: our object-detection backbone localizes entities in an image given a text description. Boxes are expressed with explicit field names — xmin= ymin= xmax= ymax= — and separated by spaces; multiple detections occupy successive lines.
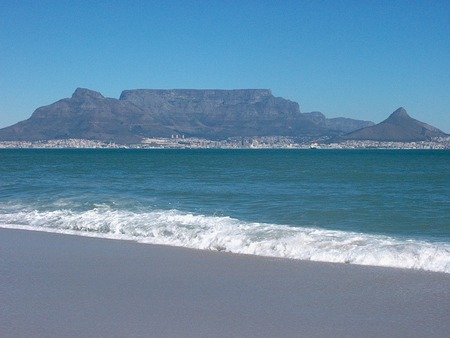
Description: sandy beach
xmin=0 ymin=228 xmax=449 ymax=338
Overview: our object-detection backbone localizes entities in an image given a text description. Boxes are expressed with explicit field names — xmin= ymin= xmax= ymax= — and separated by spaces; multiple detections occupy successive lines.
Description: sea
xmin=1 ymin=149 xmax=449 ymax=273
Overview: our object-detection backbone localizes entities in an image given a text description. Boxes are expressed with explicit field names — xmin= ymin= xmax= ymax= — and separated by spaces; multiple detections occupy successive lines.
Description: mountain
xmin=338 ymin=107 xmax=447 ymax=142
xmin=302 ymin=111 xmax=375 ymax=134
xmin=0 ymin=88 xmax=373 ymax=143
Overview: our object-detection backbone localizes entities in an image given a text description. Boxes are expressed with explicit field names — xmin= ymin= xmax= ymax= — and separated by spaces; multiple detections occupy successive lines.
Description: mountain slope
xmin=0 ymin=88 xmax=373 ymax=143
xmin=339 ymin=107 xmax=447 ymax=142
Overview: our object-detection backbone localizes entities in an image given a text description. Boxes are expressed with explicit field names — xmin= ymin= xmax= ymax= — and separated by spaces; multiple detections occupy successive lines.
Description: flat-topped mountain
xmin=339 ymin=107 xmax=447 ymax=142
xmin=0 ymin=88 xmax=373 ymax=143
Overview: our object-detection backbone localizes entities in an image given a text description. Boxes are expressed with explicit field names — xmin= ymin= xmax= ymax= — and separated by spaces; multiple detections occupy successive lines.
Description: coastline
xmin=0 ymin=136 xmax=449 ymax=149
xmin=1 ymin=228 xmax=449 ymax=337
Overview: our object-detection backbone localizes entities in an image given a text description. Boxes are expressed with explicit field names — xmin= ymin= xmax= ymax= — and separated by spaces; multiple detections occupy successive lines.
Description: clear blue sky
xmin=1 ymin=0 xmax=449 ymax=132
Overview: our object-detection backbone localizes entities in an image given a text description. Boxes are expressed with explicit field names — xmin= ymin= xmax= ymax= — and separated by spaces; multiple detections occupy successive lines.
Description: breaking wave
xmin=1 ymin=204 xmax=449 ymax=273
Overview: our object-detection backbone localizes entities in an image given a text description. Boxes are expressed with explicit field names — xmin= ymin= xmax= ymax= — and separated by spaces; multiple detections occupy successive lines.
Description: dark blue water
xmin=1 ymin=149 xmax=449 ymax=272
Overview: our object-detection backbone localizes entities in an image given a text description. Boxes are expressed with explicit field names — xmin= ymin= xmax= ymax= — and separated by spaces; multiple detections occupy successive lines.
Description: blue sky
xmin=1 ymin=0 xmax=449 ymax=132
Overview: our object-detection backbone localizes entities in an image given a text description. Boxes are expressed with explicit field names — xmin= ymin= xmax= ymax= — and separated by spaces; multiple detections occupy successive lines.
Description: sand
xmin=0 ymin=228 xmax=449 ymax=337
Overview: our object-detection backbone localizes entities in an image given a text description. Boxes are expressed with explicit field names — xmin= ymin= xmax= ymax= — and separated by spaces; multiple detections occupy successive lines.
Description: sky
xmin=1 ymin=0 xmax=449 ymax=132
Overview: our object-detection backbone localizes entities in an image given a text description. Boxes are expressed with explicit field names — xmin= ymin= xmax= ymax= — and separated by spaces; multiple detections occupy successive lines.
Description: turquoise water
xmin=1 ymin=149 xmax=449 ymax=272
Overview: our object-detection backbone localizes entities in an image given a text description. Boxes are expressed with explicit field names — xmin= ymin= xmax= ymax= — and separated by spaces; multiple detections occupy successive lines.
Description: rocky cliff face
xmin=118 ymin=89 xmax=329 ymax=139
xmin=0 ymin=88 xmax=374 ymax=143
xmin=339 ymin=107 xmax=447 ymax=141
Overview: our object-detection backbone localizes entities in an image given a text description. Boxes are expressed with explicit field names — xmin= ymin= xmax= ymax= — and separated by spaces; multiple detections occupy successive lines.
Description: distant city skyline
xmin=1 ymin=0 xmax=449 ymax=132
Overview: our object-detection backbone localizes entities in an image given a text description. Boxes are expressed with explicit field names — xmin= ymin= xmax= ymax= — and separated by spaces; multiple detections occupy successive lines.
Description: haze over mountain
xmin=0 ymin=88 xmax=374 ymax=143
xmin=339 ymin=107 xmax=448 ymax=142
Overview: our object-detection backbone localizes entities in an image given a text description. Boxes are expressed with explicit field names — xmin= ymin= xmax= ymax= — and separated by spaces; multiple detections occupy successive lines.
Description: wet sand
xmin=0 ymin=228 xmax=449 ymax=337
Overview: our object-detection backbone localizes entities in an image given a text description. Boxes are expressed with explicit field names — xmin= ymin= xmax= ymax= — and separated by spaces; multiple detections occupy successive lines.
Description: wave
xmin=1 ymin=205 xmax=449 ymax=273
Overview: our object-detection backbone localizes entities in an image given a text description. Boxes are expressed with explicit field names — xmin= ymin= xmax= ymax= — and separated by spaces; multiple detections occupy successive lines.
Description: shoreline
xmin=2 ymin=223 xmax=449 ymax=274
xmin=1 ymin=136 xmax=449 ymax=149
xmin=1 ymin=228 xmax=449 ymax=337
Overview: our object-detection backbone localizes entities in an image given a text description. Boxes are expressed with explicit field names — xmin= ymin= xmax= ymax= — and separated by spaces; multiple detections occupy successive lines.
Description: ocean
xmin=1 ymin=149 xmax=449 ymax=273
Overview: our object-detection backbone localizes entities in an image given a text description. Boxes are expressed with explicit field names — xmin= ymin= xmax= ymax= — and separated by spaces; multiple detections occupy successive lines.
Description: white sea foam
xmin=1 ymin=205 xmax=449 ymax=273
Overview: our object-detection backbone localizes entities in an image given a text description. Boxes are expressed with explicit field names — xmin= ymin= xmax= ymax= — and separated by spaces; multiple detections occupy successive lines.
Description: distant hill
xmin=338 ymin=107 xmax=447 ymax=142
xmin=0 ymin=88 xmax=373 ymax=143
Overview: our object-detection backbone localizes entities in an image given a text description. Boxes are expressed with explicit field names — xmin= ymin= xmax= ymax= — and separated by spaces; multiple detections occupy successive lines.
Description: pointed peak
xmin=389 ymin=107 xmax=409 ymax=119
xmin=72 ymin=88 xmax=104 ymax=100
xmin=383 ymin=107 xmax=412 ymax=124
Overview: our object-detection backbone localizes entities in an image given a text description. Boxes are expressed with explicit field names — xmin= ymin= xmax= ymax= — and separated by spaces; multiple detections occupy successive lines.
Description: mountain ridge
xmin=0 ymin=88 xmax=375 ymax=143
